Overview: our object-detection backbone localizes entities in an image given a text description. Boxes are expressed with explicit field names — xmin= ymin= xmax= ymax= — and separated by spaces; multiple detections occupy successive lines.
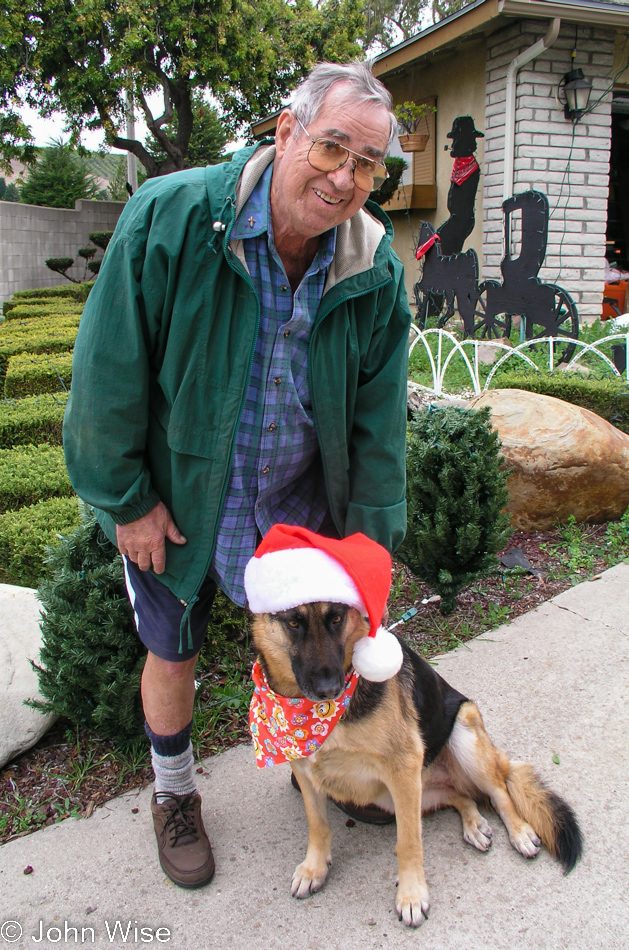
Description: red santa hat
xmin=243 ymin=524 xmax=403 ymax=682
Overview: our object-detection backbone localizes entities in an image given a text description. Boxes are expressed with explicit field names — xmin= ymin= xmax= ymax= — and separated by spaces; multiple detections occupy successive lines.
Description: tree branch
xmin=109 ymin=134 xmax=158 ymax=178
xmin=136 ymin=88 xmax=183 ymax=168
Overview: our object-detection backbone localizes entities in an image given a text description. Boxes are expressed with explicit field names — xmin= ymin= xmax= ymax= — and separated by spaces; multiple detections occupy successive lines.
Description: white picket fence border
xmin=408 ymin=325 xmax=629 ymax=398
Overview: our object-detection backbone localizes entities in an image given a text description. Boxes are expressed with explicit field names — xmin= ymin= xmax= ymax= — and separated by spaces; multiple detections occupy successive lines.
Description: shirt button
xmin=268 ymin=423 xmax=277 ymax=432
xmin=262 ymin=466 xmax=270 ymax=475
xmin=274 ymin=376 xmax=281 ymax=386
xmin=280 ymin=284 xmax=288 ymax=291
xmin=284 ymin=329 xmax=290 ymax=338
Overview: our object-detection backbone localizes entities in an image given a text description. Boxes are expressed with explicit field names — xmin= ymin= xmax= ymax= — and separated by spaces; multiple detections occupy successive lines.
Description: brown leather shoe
xmin=151 ymin=792 xmax=215 ymax=889
xmin=290 ymin=771 xmax=395 ymax=825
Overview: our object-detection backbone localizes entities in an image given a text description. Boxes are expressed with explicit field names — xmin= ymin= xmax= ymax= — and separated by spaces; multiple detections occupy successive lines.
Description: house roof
xmin=373 ymin=0 xmax=629 ymax=79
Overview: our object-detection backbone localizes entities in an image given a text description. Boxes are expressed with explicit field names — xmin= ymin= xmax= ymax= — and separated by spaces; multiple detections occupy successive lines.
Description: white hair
xmin=289 ymin=61 xmax=397 ymax=154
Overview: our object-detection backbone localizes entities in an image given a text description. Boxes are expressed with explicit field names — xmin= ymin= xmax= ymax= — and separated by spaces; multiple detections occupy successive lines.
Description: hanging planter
xmin=394 ymin=101 xmax=436 ymax=153
xmin=398 ymin=132 xmax=430 ymax=153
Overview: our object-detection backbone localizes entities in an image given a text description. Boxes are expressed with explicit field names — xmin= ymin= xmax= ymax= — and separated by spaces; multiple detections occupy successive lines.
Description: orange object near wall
xmin=602 ymin=281 xmax=628 ymax=320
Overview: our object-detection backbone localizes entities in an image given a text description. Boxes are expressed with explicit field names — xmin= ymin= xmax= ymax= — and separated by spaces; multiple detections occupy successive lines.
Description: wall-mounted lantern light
xmin=562 ymin=68 xmax=592 ymax=121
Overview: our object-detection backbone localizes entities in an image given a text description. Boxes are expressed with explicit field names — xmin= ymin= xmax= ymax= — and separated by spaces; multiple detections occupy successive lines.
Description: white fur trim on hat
xmin=244 ymin=547 xmax=366 ymax=616
xmin=352 ymin=626 xmax=404 ymax=682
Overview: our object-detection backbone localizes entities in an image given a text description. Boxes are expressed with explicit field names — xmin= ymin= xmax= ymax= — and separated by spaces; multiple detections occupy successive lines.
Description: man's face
xmin=271 ymin=84 xmax=391 ymax=243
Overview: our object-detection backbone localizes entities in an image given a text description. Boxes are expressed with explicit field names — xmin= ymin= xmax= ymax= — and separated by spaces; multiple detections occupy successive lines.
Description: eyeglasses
xmin=294 ymin=115 xmax=389 ymax=192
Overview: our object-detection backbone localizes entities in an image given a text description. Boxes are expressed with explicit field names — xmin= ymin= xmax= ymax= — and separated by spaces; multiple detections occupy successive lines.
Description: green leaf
xmin=552 ymin=753 xmax=560 ymax=765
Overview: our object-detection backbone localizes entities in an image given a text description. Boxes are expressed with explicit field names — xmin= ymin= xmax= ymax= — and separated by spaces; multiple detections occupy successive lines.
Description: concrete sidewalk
xmin=1 ymin=565 xmax=628 ymax=950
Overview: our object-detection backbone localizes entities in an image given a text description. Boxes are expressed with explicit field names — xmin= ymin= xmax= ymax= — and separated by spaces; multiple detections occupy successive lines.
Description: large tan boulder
xmin=469 ymin=389 xmax=629 ymax=530
xmin=0 ymin=583 xmax=57 ymax=768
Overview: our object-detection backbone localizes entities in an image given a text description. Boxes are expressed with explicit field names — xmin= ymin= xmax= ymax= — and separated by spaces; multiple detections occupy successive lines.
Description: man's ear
xmin=274 ymin=110 xmax=295 ymax=159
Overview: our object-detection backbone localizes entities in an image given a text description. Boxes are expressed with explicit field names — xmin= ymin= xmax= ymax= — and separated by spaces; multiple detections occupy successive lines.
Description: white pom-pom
xmin=352 ymin=626 xmax=403 ymax=682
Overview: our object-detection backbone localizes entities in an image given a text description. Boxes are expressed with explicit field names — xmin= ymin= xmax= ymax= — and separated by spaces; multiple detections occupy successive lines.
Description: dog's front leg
xmin=290 ymin=761 xmax=333 ymax=899
xmin=389 ymin=765 xmax=430 ymax=928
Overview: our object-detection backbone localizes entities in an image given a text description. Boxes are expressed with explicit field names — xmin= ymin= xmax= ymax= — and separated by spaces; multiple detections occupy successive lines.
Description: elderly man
xmin=64 ymin=61 xmax=411 ymax=889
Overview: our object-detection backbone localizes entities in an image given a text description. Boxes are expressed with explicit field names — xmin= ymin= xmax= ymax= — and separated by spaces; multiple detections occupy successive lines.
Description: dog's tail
xmin=506 ymin=761 xmax=583 ymax=873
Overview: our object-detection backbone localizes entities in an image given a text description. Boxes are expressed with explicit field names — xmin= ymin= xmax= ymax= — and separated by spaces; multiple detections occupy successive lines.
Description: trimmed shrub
xmin=493 ymin=371 xmax=629 ymax=435
xmin=399 ymin=405 xmax=512 ymax=615
xmin=4 ymin=351 xmax=73 ymax=397
xmin=0 ymin=392 xmax=69 ymax=448
xmin=0 ymin=495 xmax=81 ymax=587
xmin=88 ymin=231 xmax=113 ymax=252
xmin=0 ymin=323 xmax=79 ymax=375
xmin=13 ymin=282 xmax=93 ymax=303
xmin=0 ymin=443 xmax=73 ymax=512
xmin=30 ymin=507 xmax=145 ymax=746
xmin=4 ymin=302 xmax=83 ymax=321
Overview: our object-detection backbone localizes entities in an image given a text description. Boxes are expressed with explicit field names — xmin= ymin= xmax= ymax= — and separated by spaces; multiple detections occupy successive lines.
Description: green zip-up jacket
xmin=63 ymin=143 xmax=411 ymax=610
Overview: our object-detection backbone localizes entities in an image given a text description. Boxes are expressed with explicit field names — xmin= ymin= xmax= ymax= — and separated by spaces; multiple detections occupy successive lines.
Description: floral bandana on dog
xmin=249 ymin=660 xmax=359 ymax=768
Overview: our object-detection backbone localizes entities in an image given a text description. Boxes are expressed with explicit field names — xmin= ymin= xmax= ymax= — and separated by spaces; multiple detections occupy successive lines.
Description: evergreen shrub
xmin=30 ymin=508 xmax=145 ymax=745
xmin=0 ymin=443 xmax=73 ymax=512
xmin=88 ymin=231 xmax=113 ymax=252
xmin=398 ymin=405 xmax=512 ymax=615
xmin=493 ymin=372 xmax=629 ymax=435
xmin=0 ymin=495 xmax=81 ymax=587
xmin=4 ymin=351 xmax=73 ymax=397
xmin=4 ymin=302 xmax=83 ymax=321
xmin=13 ymin=282 xmax=93 ymax=302
xmin=0 ymin=392 xmax=68 ymax=447
xmin=0 ymin=324 xmax=79 ymax=375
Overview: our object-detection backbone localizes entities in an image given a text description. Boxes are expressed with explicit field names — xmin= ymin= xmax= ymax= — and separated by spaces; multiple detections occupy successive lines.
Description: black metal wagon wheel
xmin=525 ymin=284 xmax=579 ymax=364
xmin=470 ymin=281 xmax=512 ymax=339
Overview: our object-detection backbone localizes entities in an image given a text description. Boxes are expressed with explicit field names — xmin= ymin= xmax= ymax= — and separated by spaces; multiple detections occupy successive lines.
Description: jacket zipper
xmin=308 ymin=275 xmax=392 ymax=536
xmin=197 ymin=208 xmax=261 ymax=598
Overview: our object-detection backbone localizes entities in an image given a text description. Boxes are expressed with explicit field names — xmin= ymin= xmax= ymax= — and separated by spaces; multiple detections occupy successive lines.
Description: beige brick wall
xmin=483 ymin=20 xmax=614 ymax=322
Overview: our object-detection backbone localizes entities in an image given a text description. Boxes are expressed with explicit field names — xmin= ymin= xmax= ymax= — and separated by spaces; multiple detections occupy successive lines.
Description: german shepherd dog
xmin=251 ymin=602 xmax=582 ymax=928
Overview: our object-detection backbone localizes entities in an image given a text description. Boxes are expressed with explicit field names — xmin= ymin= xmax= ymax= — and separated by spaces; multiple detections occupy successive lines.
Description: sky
xmin=20 ymin=92 xmax=162 ymax=152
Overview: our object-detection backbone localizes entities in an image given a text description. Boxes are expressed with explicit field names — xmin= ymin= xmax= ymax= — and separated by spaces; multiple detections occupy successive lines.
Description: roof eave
xmin=372 ymin=0 xmax=629 ymax=78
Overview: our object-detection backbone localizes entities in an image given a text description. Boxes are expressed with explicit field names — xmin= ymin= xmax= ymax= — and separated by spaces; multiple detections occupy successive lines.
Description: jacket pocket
xmin=165 ymin=380 xmax=240 ymax=460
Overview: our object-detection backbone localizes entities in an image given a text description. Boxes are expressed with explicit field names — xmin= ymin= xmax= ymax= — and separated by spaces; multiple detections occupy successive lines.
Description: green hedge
xmin=0 ymin=496 xmax=81 ymax=587
xmin=0 ymin=443 xmax=73 ymax=512
xmin=0 ymin=392 xmax=69 ymax=448
xmin=0 ymin=321 xmax=79 ymax=372
xmin=493 ymin=371 xmax=629 ymax=435
xmin=4 ymin=302 xmax=84 ymax=321
xmin=4 ymin=351 xmax=73 ymax=398
xmin=13 ymin=282 xmax=93 ymax=303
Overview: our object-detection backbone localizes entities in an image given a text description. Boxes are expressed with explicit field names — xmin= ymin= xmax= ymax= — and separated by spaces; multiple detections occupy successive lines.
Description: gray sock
xmin=151 ymin=741 xmax=197 ymax=802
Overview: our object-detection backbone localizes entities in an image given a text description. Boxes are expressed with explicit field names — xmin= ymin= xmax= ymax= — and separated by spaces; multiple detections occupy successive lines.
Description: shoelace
xmin=162 ymin=795 xmax=199 ymax=847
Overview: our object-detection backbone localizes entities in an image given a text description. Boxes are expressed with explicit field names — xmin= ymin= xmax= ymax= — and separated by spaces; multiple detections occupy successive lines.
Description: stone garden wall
xmin=0 ymin=199 xmax=125 ymax=306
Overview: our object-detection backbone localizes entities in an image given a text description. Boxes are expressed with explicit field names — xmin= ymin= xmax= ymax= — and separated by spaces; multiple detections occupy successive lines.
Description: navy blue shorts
xmin=122 ymin=556 xmax=218 ymax=662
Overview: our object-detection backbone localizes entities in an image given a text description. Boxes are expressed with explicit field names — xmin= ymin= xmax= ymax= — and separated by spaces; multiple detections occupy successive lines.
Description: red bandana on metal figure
xmin=451 ymin=155 xmax=480 ymax=185
xmin=249 ymin=660 xmax=359 ymax=768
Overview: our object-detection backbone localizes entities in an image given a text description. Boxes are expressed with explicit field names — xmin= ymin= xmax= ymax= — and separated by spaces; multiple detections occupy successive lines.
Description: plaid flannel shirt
xmin=209 ymin=163 xmax=336 ymax=606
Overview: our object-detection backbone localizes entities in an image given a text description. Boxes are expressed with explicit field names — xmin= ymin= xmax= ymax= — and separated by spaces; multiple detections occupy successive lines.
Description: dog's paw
xmin=291 ymin=858 xmax=331 ymax=899
xmin=463 ymin=814 xmax=493 ymax=852
xmin=395 ymin=883 xmax=430 ymax=928
xmin=509 ymin=822 xmax=541 ymax=859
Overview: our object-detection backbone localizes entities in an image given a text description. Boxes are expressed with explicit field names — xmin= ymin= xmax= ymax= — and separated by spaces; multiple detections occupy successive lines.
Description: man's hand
xmin=116 ymin=501 xmax=186 ymax=574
